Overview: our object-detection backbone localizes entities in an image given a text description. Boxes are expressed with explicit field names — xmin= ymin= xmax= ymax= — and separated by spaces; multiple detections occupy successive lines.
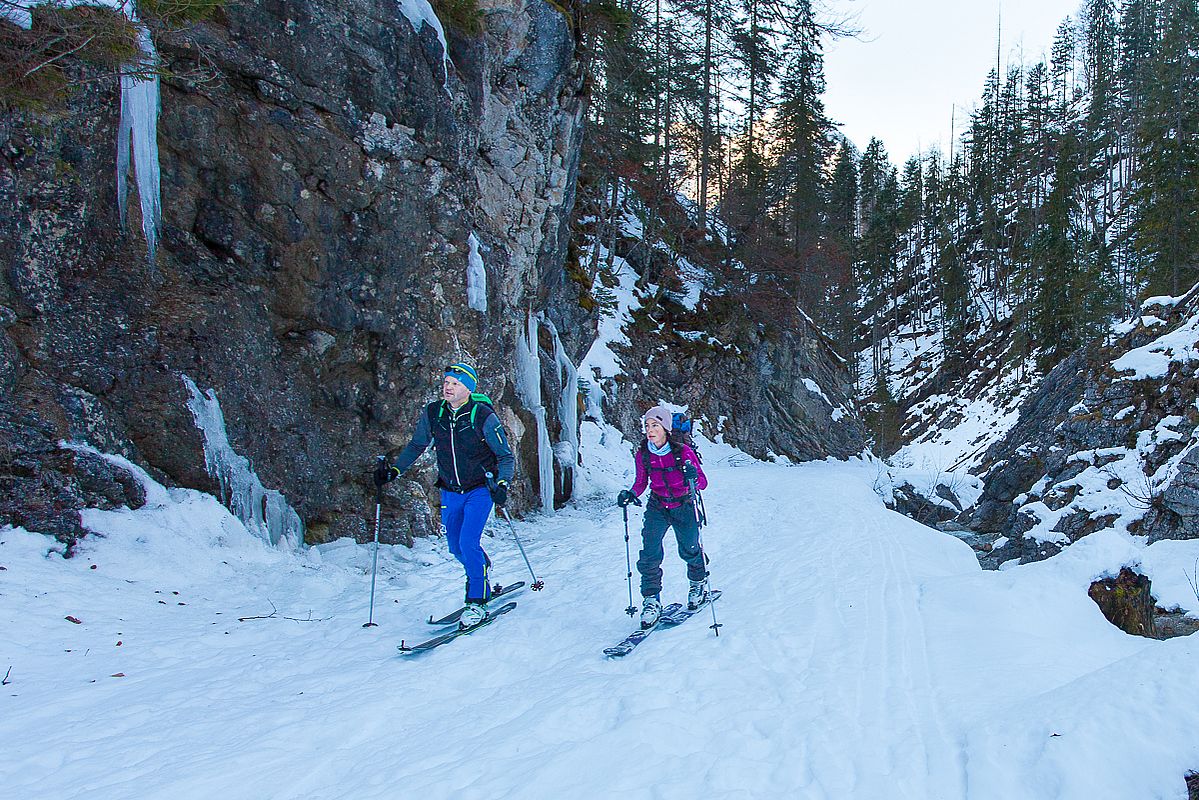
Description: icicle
xmin=182 ymin=376 xmax=305 ymax=549
xmin=514 ymin=311 xmax=554 ymax=514
xmin=10 ymin=2 xmax=162 ymax=260
xmin=539 ymin=314 xmax=579 ymax=474
xmin=466 ymin=232 xmax=487 ymax=312
xmin=579 ymin=372 xmax=605 ymax=424
xmin=395 ymin=0 xmax=454 ymax=93
xmin=116 ymin=9 xmax=162 ymax=261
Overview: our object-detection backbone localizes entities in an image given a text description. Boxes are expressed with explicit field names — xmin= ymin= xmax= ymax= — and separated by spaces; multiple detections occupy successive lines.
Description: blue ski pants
xmin=441 ymin=486 xmax=494 ymax=602
xmin=637 ymin=498 xmax=707 ymax=598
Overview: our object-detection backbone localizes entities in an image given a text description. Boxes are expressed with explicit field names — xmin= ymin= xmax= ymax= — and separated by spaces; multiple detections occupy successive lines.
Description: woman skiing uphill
xmin=617 ymin=406 xmax=710 ymax=629
xmin=375 ymin=363 xmax=514 ymax=628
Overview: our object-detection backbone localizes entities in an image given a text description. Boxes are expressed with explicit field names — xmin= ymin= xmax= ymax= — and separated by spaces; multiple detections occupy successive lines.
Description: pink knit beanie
xmin=642 ymin=406 xmax=672 ymax=431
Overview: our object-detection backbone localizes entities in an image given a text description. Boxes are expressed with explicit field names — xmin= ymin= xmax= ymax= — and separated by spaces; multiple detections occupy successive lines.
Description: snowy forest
xmin=578 ymin=0 xmax=1199 ymax=451
xmin=2 ymin=0 xmax=1199 ymax=796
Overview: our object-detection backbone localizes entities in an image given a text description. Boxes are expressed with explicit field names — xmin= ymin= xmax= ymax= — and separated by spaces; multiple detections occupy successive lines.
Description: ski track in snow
xmin=2 ymin=457 xmax=1197 ymax=799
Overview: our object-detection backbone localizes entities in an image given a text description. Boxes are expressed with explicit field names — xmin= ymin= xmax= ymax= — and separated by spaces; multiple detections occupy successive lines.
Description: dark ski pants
xmin=637 ymin=499 xmax=707 ymax=598
xmin=441 ymin=486 xmax=493 ymax=602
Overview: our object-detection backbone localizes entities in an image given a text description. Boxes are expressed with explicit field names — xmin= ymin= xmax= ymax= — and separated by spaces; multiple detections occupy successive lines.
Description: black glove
xmin=373 ymin=461 xmax=399 ymax=487
xmin=617 ymin=489 xmax=636 ymax=507
xmin=490 ymin=479 xmax=508 ymax=508
xmin=682 ymin=462 xmax=698 ymax=482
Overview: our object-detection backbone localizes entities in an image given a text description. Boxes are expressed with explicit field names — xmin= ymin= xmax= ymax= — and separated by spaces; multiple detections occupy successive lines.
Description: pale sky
xmin=822 ymin=0 xmax=1085 ymax=164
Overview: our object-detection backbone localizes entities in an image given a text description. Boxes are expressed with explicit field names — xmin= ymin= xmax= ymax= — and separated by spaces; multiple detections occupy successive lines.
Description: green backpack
xmin=430 ymin=393 xmax=496 ymax=438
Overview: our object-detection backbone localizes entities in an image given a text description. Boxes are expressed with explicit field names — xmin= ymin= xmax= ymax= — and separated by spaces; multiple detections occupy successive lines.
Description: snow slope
xmin=2 ymin=444 xmax=1197 ymax=799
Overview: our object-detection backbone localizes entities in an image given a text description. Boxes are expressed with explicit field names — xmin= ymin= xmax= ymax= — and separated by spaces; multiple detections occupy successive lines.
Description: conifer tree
xmin=1082 ymin=0 xmax=1120 ymax=234
xmin=935 ymin=155 xmax=973 ymax=368
xmin=1117 ymin=0 xmax=1160 ymax=130
xmin=1029 ymin=131 xmax=1083 ymax=364
xmin=867 ymin=369 xmax=902 ymax=457
xmin=1084 ymin=0 xmax=1120 ymax=136
xmin=771 ymin=0 xmax=832 ymax=267
xmin=1050 ymin=19 xmax=1079 ymax=110
xmin=826 ymin=139 xmax=860 ymax=365
xmin=1130 ymin=0 xmax=1199 ymax=296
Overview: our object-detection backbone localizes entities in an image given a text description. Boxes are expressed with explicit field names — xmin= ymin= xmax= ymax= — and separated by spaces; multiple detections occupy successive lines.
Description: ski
xmin=660 ymin=589 xmax=722 ymax=628
xmin=399 ymin=601 xmax=517 ymax=655
xmin=426 ymin=582 xmax=526 ymax=626
xmin=602 ymin=602 xmax=683 ymax=658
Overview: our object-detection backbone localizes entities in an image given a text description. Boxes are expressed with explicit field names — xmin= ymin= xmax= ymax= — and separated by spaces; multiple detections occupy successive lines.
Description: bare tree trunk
xmin=605 ymin=176 xmax=621 ymax=273
xmin=663 ymin=27 xmax=673 ymax=190
xmin=653 ymin=0 xmax=662 ymax=180
xmin=747 ymin=0 xmax=757 ymax=162
xmin=697 ymin=0 xmax=713 ymax=233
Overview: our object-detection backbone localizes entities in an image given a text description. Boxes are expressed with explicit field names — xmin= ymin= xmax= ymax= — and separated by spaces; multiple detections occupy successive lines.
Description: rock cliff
xmin=1 ymin=0 xmax=863 ymax=550
xmin=2 ymin=0 xmax=586 ymax=547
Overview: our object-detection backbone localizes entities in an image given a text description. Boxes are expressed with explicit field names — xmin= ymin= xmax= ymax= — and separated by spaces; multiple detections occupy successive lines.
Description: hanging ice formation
xmin=183 ymin=376 xmax=305 ymax=549
xmin=7 ymin=2 xmax=161 ymax=259
xmin=395 ymin=0 xmax=454 ymax=92
xmin=117 ymin=18 xmax=162 ymax=261
xmin=466 ymin=233 xmax=487 ymax=312
xmin=538 ymin=314 xmax=579 ymax=477
xmin=514 ymin=311 xmax=554 ymax=514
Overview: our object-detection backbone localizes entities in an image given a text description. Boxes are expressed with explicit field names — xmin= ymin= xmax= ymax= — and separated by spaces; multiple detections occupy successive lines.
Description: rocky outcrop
xmin=961 ymin=287 xmax=1199 ymax=566
xmin=890 ymin=480 xmax=963 ymax=527
xmin=591 ymin=213 xmax=865 ymax=462
xmin=1 ymin=0 xmax=587 ymax=546
xmin=1088 ymin=568 xmax=1156 ymax=638
xmin=0 ymin=403 xmax=146 ymax=553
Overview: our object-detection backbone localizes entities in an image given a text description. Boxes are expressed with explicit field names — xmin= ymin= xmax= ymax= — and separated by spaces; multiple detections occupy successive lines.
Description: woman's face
xmin=645 ymin=418 xmax=668 ymax=446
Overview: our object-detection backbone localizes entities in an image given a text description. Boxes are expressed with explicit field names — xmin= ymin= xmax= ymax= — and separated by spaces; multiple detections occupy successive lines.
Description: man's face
xmin=443 ymin=375 xmax=470 ymax=406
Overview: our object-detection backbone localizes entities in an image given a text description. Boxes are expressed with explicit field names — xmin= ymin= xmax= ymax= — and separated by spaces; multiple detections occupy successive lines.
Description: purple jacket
xmin=631 ymin=442 xmax=707 ymax=509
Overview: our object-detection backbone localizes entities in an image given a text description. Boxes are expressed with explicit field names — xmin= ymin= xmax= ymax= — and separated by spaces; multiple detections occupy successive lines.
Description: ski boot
xmin=687 ymin=578 xmax=710 ymax=610
xmin=459 ymin=603 xmax=486 ymax=629
xmin=640 ymin=595 xmax=663 ymax=629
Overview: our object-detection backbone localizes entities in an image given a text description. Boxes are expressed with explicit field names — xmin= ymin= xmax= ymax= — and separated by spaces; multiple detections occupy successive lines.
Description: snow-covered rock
xmin=966 ymin=284 xmax=1199 ymax=568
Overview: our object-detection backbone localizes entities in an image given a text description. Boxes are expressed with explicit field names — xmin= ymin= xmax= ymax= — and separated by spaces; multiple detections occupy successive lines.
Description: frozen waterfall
xmin=117 ymin=20 xmax=162 ymax=261
xmin=8 ymin=1 xmax=162 ymax=260
xmin=183 ymin=376 xmax=305 ymax=549
xmin=514 ymin=312 xmax=554 ymax=514
xmin=539 ymin=314 xmax=579 ymax=475
xmin=466 ymin=233 xmax=487 ymax=312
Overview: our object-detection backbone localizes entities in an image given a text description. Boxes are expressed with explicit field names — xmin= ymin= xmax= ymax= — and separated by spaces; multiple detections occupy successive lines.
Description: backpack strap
xmin=670 ymin=441 xmax=685 ymax=471
xmin=641 ymin=440 xmax=685 ymax=472
xmin=642 ymin=439 xmax=688 ymax=501
xmin=468 ymin=393 xmax=496 ymax=437
xmin=430 ymin=397 xmax=494 ymax=443
xmin=468 ymin=397 xmax=495 ymax=440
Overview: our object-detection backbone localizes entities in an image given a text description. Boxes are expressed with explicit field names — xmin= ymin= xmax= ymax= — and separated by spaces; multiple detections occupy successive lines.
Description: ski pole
xmin=688 ymin=474 xmax=722 ymax=636
xmin=499 ymin=507 xmax=544 ymax=590
xmin=364 ymin=456 xmax=385 ymax=628
xmin=622 ymin=503 xmax=638 ymax=617
xmin=487 ymin=472 xmax=544 ymax=590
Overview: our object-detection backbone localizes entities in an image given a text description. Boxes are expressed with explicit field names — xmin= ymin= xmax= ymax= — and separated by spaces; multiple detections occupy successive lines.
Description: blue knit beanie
xmin=445 ymin=362 xmax=479 ymax=392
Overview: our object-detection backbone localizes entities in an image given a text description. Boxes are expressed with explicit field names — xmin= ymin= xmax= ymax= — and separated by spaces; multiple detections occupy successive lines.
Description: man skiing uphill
xmin=375 ymin=363 xmax=514 ymax=628
xmin=617 ymin=406 xmax=710 ymax=629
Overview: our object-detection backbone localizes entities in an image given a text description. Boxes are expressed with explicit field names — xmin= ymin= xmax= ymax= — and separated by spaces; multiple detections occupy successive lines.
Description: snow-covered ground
xmin=3 ymin=440 xmax=1198 ymax=799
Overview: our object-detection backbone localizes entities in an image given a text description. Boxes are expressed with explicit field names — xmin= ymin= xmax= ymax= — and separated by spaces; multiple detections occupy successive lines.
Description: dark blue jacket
xmin=392 ymin=398 xmax=515 ymax=493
